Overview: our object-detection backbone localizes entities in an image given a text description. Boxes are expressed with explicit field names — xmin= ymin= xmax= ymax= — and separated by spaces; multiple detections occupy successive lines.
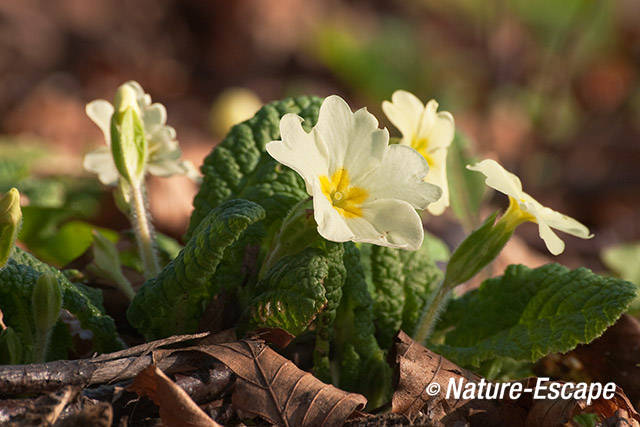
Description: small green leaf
xmin=87 ymin=230 xmax=134 ymax=300
xmin=9 ymin=247 xmax=123 ymax=353
xmin=447 ymin=131 xmax=486 ymax=230
xmin=0 ymin=326 xmax=23 ymax=364
xmin=32 ymin=272 xmax=62 ymax=333
xmin=127 ymin=199 xmax=265 ymax=339
xmin=572 ymin=413 xmax=599 ymax=427
xmin=437 ymin=264 xmax=638 ymax=366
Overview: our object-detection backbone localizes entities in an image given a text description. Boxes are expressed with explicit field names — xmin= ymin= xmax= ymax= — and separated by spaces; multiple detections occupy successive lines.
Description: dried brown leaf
xmin=129 ymin=365 xmax=221 ymax=427
xmin=199 ymin=339 xmax=367 ymax=426
xmin=391 ymin=331 xmax=527 ymax=425
xmin=521 ymin=378 xmax=640 ymax=427
xmin=391 ymin=331 xmax=480 ymax=422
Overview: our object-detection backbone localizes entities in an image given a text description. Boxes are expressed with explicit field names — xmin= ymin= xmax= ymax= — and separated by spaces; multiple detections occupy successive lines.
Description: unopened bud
xmin=32 ymin=272 xmax=63 ymax=333
xmin=110 ymin=84 xmax=147 ymax=186
xmin=0 ymin=188 xmax=21 ymax=267
xmin=114 ymin=83 xmax=141 ymax=117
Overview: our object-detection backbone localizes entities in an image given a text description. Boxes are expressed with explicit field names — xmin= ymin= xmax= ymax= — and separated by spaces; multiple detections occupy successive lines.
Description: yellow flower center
xmin=319 ymin=168 xmax=368 ymax=218
xmin=501 ymin=196 xmax=537 ymax=229
xmin=411 ymin=137 xmax=434 ymax=168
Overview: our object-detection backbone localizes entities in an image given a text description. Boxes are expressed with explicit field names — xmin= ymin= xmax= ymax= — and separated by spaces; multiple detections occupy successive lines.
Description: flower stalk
xmin=129 ymin=183 xmax=160 ymax=279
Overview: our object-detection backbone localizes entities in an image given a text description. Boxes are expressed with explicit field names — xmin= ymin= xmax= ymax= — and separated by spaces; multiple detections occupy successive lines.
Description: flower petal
xmin=382 ymin=90 xmax=424 ymax=145
xmin=86 ymin=100 xmax=114 ymax=146
xmin=143 ymin=103 xmax=168 ymax=134
xmin=83 ymin=147 xmax=119 ymax=185
xmin=532 ymin=203 xmax=593 ymax=239
xmin=315 ymin=95 xmax=387 ymax=182
xmin=423 ymin=110 xmax=455 ymax=151
xmin=466 ymin=159 xmax=524 ymax=200
xmin=538 ymin=221 xmax=565 ymax=255
xmin=424 ymin=148 xmax=449 ymax=215
xmin=366 ymin=144 xmax=441 ymax=210
xmin=266 ymin=113 xmax=329 ymax=194
xmin=358 ymin=199 xmax=425 ymax=250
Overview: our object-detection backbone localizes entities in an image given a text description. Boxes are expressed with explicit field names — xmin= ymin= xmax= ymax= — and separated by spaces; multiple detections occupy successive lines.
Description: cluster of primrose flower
xmin=267 ymin=91 xmax=592 ymax=256
xmin=80 ymin=83 xmax=594 ymax=340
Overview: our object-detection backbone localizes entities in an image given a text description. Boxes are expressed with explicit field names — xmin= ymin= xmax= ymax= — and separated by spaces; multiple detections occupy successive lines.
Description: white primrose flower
xmin=266 ymin=95 xmax=442 ymax=250
xmin=84 ymin=81 xmax=199 ymax=185
xmin=467 ymin=159 xmax=593 ymax=255
xmin=382 ymin=90 xmax=454 ymax=215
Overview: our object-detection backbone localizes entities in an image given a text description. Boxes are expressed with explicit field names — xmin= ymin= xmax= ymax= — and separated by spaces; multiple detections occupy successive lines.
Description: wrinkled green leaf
xmin=370 ymin=246 xmax=405 ymax=349
xmin=364 ymin=233 xmax=448 ymax=347
xmin=240 ymin=242 xmax=344 ymax=338
xmin=333 ymin=243 xmax=392 ymax=408
xmin=399 ymin=234 xmax=448 ymax=336
xmin=127 ymin=199 xmax=265 ymax=340
xmin=437 ymin=264 xmax=637 ymax=366
xmin=187 ymin=96 xmax=322 ymax=239
xmin=0 ymin=248 xmax=122 ymax=362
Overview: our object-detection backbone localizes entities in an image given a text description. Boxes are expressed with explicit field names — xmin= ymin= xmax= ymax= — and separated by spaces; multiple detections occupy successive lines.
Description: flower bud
xmin=0 ymin=188 xmax=21 ymax=268
xmin=114 ymin=83 xmax=141 ymax=116
xmin=110 ymin=83 xmax=147 ymax=186
xmin=32 ymin=272 xmax=63 ymax=334
xmin=442 ymin=212 xmax=514 ymax=288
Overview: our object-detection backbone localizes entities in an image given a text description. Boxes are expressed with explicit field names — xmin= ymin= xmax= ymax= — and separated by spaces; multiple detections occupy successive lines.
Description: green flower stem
xmin=413 ymin=201 xmax=533 ymax=344
xmin=413 ymin=279 xmax=449 ymax=344
xmin=130 ymin=183 xmax=160 ymax=279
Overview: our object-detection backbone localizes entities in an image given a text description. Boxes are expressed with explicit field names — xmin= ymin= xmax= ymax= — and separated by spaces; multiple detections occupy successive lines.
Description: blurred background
xmin=1 ymin=0 xmax=639 ymax=273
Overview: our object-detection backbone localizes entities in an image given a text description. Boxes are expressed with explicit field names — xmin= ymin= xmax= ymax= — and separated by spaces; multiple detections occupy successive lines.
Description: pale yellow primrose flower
xmin=266 ymin=95 xmax=442 ymax=250
xmin=84 ymin=81 xmax=199 ymax=185
xmin=382 ymin=90 xmax=454 ymax=215
xmin=467 ymin=159 xmax=593 ymax=255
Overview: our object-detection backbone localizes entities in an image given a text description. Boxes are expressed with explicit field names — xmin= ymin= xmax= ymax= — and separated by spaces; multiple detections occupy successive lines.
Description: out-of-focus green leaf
xmin=447 ymin=131 xmax=486 ymax=230
xmin=309 ymin=21 xmax=423 ymax=101
xmin=601 ymin=242 xmax=640 ymax=314
xmin=20 ymin=209 xmax=117 ymax=267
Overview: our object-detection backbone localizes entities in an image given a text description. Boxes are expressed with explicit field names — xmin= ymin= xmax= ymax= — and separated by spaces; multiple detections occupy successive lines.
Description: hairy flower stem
xmin=130 ymin=183 xmax=160 ymax=279
xmin=413 ymin=280 xmax=450 ymax=344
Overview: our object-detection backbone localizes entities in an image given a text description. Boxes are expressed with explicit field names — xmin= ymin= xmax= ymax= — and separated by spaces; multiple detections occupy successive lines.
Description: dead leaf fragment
xmin=129 ymin=365 xmax=221 ymax=427
xmin=200 ymin=339 xmax=367 ymax=426
xmin=391 ymin=331 xmax=481 ymax=422
xmin=521 ymin=378 xmax=640 ymax=427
